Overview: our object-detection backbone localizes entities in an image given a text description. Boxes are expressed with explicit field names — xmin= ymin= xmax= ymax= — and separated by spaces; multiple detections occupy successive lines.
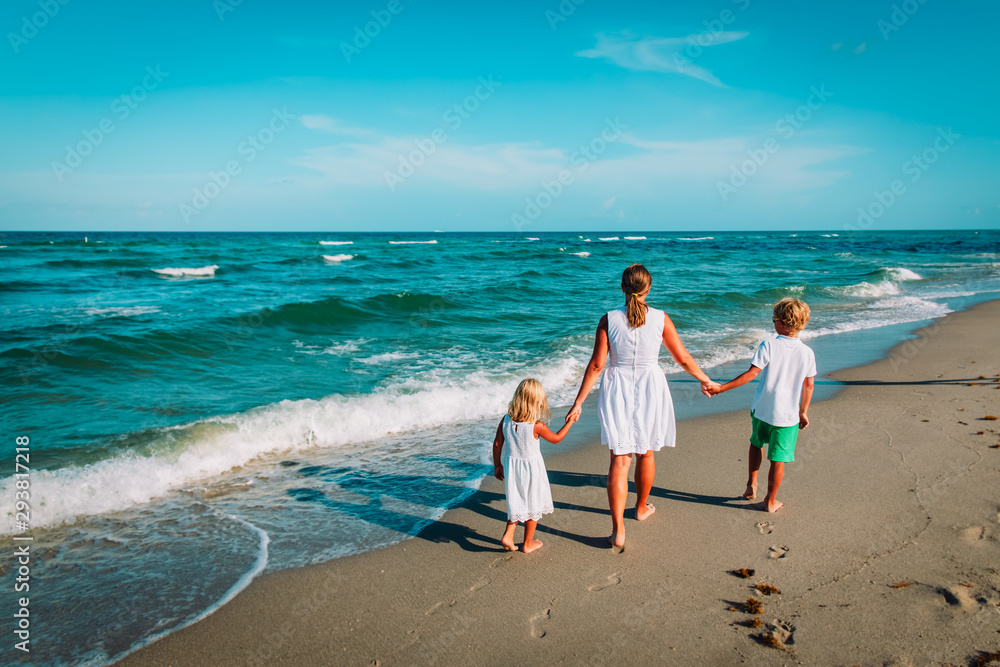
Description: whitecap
xmin=152 ymin=265 xmax=218 ymax=277
xmin=322 ymin=254 xmax=353 ymax=263
xmin=571 ymin=252 xmax=591 ymax=258
xmin=389 ymin=240 xmax=437 ymax=245
xmin=599 ymin=237 xmax=619 ymax=241
xmin=319 ymin=241 xmax=353 ymax=246
xmin=677 ymin=237 xmax=714 ymax=241
xmin=624 ymin=236 xmax=646 ymax=240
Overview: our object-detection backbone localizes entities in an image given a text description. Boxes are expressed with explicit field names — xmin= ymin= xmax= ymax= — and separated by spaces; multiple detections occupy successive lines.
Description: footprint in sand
xmin=958 ymin=526 xmax=985 ymax=541
xmin=489 ymin=554 xmax=515 ymax=569
xmin=769 ymin=545 xmax=789 ymax=559
xmin=766 ymin=619 xmax=796 ymax=646
xmin=757 ymin=521 xmax=774 ymax=535
xmin=939 ymin=585 xmax=978 ymax=612
xmin=529 ymin=608 xmax=552 ymax=638
xmin=587 ymin=572 xmax=622 ymax=592
xmin=470 ymin=578 xmax=490 ymax=592
xmin=426 ymin=600 xmax=457 ymax=616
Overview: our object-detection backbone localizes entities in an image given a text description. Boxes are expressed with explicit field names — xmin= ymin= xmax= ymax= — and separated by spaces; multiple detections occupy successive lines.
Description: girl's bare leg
xmin=501 ymin=521 xmax=518 ymax=551
xmin=745 ymin=445 xmax=762 ymax=499
xmin=607 ymin=452 xmax=631 ymax=550
xmin=634 ymin=451 xmax=656 ymax=520
xmin=522 ymin=520 xmax=543 ymax=553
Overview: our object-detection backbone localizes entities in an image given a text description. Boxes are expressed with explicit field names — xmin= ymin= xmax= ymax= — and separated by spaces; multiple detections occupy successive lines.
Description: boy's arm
xmin=492 ymin=419 xmax=505 ymax=480
xmin=535 ymin=416 xmax=576 ymax=444
xmin=708 ymin=364 xmax=762 ymax=396
xmin=799 ymin=376 xmax=814 ymax=429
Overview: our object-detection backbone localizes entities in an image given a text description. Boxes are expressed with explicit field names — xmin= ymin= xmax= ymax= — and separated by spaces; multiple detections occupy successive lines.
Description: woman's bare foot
xmin=743 ymin=483 xmax=757 ymax=500
xmin=501 ymin=524 xmax=518 ymax=551
xmin=635 ymin=503 xmax=656 ymax=521
xmin=607 ymin=533 xmax=625 ymax=553
xmin=522 ymin=539 xmax=543 ymax=554
xmin=766 ymin=500 xmax=783 ymax=513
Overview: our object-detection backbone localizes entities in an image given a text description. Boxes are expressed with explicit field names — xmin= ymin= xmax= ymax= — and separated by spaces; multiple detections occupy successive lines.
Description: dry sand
xmin=118 ymin=301 xmax=1000 ymax=666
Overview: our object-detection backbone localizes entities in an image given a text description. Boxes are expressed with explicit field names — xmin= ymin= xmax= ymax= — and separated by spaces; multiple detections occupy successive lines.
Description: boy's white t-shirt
xmin=750 ymin=335 xmax=817 ymax=428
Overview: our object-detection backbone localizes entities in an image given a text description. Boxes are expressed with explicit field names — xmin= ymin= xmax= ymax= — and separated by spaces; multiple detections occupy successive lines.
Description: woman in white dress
xmin=565 ymin=264 xmax=717 ymax=552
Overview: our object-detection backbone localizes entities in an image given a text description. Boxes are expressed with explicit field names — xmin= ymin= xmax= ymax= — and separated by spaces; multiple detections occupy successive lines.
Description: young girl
xmin=492 ymin=378 xmax=576 ymax=553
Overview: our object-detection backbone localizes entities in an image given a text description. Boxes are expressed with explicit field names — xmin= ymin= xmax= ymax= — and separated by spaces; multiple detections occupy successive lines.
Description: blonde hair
xmin=507 ymin=378 xmax=551 ymax=423
xmin=773 ymin=298 xmax=810 ymax=332
xmin=621 ymin=263 xmax=652 ymax=329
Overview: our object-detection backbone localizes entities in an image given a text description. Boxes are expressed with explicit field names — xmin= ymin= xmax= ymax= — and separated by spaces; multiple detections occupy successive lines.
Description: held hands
xmin=565 ymin=404 xmax=582 ymax=424
xmin=701 ymin=380 xmax=722 ymax=397
xmin=494 ymin=464 xmax=504 ymax=481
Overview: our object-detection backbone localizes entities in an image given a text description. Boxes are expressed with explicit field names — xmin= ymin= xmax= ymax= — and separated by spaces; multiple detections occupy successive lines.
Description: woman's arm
xmin=535 ymin=417 xmax=575 ymax=444
xmin=661 ymin=314 xmax=716 ymax=389
xmin=565 ymin=315 xmax=609 ymax=423
xmin=492 ymin=418 xmax=505 ymax=480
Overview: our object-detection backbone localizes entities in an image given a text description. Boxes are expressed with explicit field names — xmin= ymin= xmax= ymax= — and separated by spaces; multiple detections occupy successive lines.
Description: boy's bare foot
xmin=607 ymin=533 xmax=625 ymax=553
xmin=522 ymin=539 xmax=543 ymax=554
xmin=756 ymin=499 xmax=783 ymax=513
xmin=743 ymin=483 xmax=757 ymax=500
xmin=635 ymin=503 xmax=656 ymax=521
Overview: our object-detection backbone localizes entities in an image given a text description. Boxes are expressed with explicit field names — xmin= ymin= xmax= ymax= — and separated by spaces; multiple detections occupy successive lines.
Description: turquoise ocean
xmin=2 ymin=230 xmax=999 ymax=664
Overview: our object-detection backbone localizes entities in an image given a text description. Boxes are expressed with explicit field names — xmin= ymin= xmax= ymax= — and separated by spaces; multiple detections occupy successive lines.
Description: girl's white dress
xmin=598 ymin=305 xmax=676 ymax=455
xmin=501 ymin=414 xmax=554 ymax=523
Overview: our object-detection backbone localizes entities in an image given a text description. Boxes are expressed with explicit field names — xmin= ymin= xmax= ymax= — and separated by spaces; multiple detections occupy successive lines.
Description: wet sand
xmin=118 ymin=300 xmax=1000 ymax=666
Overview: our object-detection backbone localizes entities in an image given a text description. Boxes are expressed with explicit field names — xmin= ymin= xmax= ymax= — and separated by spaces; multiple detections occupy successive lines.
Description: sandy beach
xmin=118 ymin=300 xmax=1000 ymax=667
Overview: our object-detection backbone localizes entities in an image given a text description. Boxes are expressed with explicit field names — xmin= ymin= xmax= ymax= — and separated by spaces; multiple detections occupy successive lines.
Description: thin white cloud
xmin=300 ymin=115 xmax=378 ymax=139
xmin=577 ymin=30 xmax=748 ymax=86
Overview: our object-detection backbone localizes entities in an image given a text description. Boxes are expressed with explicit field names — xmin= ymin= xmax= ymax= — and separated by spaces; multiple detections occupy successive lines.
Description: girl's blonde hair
xmin=621 ymin=263 xmax=652 ymax=329
xmin=507 ymin=378 xmax=551 ymax=423
xmin=773 ymin=297 xmax=811 ymax=332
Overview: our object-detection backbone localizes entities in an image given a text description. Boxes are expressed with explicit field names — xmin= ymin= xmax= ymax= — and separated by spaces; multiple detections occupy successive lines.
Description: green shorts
xmin=749 ymin=412 xmax=798 ymax=463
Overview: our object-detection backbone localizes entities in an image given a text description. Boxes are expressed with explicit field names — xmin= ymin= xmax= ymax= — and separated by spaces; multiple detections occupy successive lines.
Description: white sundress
xmin=501 ymin=415 xmax=554 ymax=523
xmin=598 ymin=306 xmax=676 ymax=455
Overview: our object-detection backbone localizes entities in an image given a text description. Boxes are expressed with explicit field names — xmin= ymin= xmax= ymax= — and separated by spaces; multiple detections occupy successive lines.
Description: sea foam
xmin=152 ymin=265 xmax=218 ymax=277
xmin=1 ymin=355 xmax=581 ymax=533
xmin=322 ymin=254 xmax=354 ymax=263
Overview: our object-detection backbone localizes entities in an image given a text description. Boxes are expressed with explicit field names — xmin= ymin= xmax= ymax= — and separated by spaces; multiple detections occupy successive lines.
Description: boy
xmin=707 ymin=298 xmax=816 ymax=512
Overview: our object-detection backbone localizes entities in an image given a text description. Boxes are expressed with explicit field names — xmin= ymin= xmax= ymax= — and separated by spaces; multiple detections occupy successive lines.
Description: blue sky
xmin=0 ymin=0 xmax=997 ymax=232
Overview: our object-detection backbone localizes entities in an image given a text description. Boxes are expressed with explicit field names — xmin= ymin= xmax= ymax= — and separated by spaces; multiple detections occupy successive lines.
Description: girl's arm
xmin=565 ymin=315 xmax=610 ymax=423
xmin=492 ymin=418 xmax=505 ymax=480
xmin=707 ymin=364 xmax=762 ymax=396
xmin=798 ymin=376 xmax=814 ymax=429
xmin=535 ymin=417 xmax=575 ymax=444
xmin=661 ymin=314 xmax=717 ymax=392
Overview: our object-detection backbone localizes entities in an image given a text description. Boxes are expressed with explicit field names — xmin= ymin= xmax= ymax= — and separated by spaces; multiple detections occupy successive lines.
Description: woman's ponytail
xmin=621 ymin=264 xmax=652 ymax=329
